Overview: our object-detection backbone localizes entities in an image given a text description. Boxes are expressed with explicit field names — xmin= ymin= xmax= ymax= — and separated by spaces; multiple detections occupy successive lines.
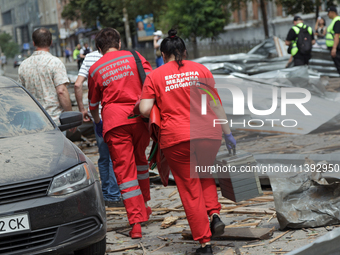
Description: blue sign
xmin=135 ymin=13 xmax=155 ymax=41
xmin=23 ymin=43 xmax=30 ymax=50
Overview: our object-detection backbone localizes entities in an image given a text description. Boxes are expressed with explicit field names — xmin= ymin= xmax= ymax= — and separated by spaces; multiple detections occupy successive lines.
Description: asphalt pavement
xmin=2 ymin=58 xmax=19 ymax=81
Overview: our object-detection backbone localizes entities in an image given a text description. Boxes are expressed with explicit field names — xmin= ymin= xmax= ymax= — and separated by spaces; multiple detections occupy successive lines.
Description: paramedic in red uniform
xmin=139 ymin=29 xmax=236 ymax=255
xmin=88 ymin=28 xmax=152 ymax=239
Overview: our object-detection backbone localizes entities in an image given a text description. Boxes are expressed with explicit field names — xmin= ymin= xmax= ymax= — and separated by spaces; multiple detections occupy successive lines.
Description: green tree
xmin=62 ymin=0 xmax=124 ymax=39
xmin=0 ymin=32 xmax=19 ymax=58
xmin=162 ymin=0 xmax=227 ymax=58
xmin=62 ymin=0 xmax=168 ymax=47
xmin=101 ymin=0 xmax=167 ymax=25
xmin=62 ymin=0 xmax=117 ymax=28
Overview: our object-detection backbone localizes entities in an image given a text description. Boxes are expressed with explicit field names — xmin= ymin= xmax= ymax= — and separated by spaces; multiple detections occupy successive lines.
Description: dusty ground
xmin=74 ymin=133 xmax=340 ymax=255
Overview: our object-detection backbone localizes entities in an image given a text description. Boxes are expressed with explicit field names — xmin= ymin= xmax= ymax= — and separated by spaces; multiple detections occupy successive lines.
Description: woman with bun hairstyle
xmin=139 ymin=29 xmax=236 ymax=255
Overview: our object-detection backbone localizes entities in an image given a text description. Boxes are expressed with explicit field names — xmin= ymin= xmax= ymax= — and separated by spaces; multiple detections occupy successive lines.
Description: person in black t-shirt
xmin=79 ymin=43 xmax=92 ymax=70
xmin=326 ymin=6 xmax=340 ymax=74
xmin=285 ymin=16 xmax=315 ymax=66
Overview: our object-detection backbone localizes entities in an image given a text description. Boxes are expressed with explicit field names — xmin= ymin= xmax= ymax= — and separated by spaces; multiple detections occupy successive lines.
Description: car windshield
xmin=0 ymin=87 xmax=54 ymax=138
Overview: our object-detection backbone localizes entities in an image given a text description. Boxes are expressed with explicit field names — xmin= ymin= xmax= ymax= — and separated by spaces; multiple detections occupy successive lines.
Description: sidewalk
xmin=63 ymin=60 xmax=79 ymax=74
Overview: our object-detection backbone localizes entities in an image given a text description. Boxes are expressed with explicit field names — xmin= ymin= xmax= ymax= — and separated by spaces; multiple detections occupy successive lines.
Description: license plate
xmin=0 ymin=213 xmax=30 ymax=235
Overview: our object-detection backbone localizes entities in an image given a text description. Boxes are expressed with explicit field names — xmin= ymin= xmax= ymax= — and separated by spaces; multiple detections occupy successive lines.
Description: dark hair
xmin=32 ymin=27 xmax=52 ymax=48
xmin=160 ymin=29 xmax=187 ymax=69
xmin=320 ymin=17 xmax=326 ymax=26
xmin=95 ymin=28 xmax=120 ymax=54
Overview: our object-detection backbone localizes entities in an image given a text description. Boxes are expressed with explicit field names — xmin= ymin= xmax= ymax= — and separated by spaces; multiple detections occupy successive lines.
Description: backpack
xmin=84 ymin=48 xmax=90 ymax=55
xmin=296 ymin=25 xmax=312 ymax=54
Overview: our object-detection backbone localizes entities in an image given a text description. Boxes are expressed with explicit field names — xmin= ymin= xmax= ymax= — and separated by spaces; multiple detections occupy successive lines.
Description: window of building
xmin=2 ymin=10 xmax=12 ymax=25
xmin=21 ymin=26 xmax=29 ymax=43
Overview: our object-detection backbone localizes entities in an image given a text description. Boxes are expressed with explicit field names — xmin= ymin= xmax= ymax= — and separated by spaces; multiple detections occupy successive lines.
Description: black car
xmin=13 ymin=55 xmax=24 ymax=68
xmin=0 ymin=76 xmax=106 ymax=255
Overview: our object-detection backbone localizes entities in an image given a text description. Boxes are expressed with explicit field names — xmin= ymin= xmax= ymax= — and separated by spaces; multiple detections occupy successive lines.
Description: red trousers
xmin=105 ymin=122 xmax=150 ymax=224
xmin=163 ymin=139 xmax=221 ymax=244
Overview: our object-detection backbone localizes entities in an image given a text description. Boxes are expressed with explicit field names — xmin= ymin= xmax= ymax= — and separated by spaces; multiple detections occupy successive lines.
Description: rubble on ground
xmin=69 ymin=35 xmax=340 ymax=254
xmin=74 ymin=135 xmax=340 ymax=254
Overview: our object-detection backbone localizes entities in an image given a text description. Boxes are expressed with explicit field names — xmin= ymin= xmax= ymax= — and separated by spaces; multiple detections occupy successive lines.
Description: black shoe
xmin=195 ymin=245 xmax=213 ymax=255
xmin=210 ymin=214 xmax=225 ymax=238
xmin=105 ymin=199 xmax=124 ymax=207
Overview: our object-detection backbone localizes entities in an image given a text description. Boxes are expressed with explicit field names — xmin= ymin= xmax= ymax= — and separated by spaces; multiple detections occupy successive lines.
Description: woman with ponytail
xmin=140 ymin=29 xmax=236 ymax=254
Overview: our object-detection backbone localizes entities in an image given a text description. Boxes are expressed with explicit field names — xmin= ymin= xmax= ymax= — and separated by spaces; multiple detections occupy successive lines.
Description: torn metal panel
xmin=286 ymin=227 xmax=340 ymax=255
xmin=195 ymin=36 xmax=339 ymax=77
xmin=214 ymin=74 xmax=340 ymax=134
xmin=250 ymin=66 xmax=337 ymax=100
xmin=195 ymin=37 xmax=290 ymax=75
xmin=245 ymin=58 xmax=289 ymax=75
xmin=248 ymin=36 xmax=289 ymax=57
xmin=204 ymin=62 xmax=246 ymax=74
xmin=193 ymin=53 xmax=267 ymax=65
xmin=270 ymin=172 xmax=340 ymax=229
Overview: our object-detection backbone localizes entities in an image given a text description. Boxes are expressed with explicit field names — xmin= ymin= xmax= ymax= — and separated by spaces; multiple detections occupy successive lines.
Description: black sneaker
xmin=105 ymin=199 xmax=124 ymax=208
xmin=210 ymin=214 xmax=225 ymax=238
xmin=195 ymin=245 xmax=213 ymax=255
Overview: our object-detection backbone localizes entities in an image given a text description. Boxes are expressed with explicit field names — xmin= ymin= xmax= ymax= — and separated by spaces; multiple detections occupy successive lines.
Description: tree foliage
xmin=162 ymin=0 xmax=227 ymax=42
xmin=62 ymin=0 xmax=168 ymax=46
xmin=101 ymin=0 xmax=167 ymax=24
xmin=62 ymin=0 xmax=124 ymax=33
xmin=62 ymin=0 xmax=227 ymax=41
xmin=0 ymin=32 xmax=19 ymax=58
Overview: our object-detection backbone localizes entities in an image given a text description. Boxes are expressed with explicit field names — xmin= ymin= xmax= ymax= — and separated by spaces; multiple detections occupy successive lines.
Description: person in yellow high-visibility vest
xmin=326 ymin=6 xmax=340 ymax=74
xmin=285 ymin=16 xmax=315 ymax=66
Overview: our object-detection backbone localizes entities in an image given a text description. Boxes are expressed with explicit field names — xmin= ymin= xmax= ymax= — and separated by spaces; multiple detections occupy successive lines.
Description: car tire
xmin=74 ymin=236 xmax=106 ymax=255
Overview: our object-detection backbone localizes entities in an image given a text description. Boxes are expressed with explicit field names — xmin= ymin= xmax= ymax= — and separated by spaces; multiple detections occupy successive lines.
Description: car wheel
xmin=74 ymin=236 xmax=106 ymax=255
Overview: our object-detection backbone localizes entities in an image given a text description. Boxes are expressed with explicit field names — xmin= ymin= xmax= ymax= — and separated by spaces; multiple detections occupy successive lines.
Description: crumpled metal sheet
xmin=193 ymin=53 xmax=267 ymax=65
xmin=214 ymin=70 xmax=340 ymax=134
xmin=231 ymin=66 xmax=340 ymax=133
xmin=250 ymin=66 xmax=337 ymax=100
xmin=194 ymin=37 xmax=290 ymax=75
xmin=270 ymin=172 xmax=340 ymax=229
xmin=248 ymin=36 xmax=289 ymax=57
xmin=245 ymin=58 xmax=289 ymax=75
xmin=203 ymin=62 xmax=246 ymax=74
xmin=194 ymin=36 xmax=340 ymax=77
xmin=286 ymin=227 xmax=340 ymax=255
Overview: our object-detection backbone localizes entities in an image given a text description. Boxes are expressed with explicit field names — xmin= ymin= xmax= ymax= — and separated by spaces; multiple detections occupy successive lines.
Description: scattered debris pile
xmin=74 ymin=136 xmax=340 ymax=254
xmin=270 ymin=170 xmax=340 ymax=229
xmin=194 ymin=36 xmax=339 ymax=77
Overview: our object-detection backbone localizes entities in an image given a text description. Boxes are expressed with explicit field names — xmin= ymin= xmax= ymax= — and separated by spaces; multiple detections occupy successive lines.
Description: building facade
xmin=0 ymin=0 xmax=40 ymax=54
xmin=0 ymin=0 xmax=88 ymax=58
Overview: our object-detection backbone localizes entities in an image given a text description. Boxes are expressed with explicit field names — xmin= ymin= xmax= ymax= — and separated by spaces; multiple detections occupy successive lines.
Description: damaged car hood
xmin=0 ymin=131 xmax=80 ymax=185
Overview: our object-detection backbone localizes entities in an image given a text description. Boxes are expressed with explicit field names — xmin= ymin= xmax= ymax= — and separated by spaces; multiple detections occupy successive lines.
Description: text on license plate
xmin=0 ymin=213 xmax=30 ymax=235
